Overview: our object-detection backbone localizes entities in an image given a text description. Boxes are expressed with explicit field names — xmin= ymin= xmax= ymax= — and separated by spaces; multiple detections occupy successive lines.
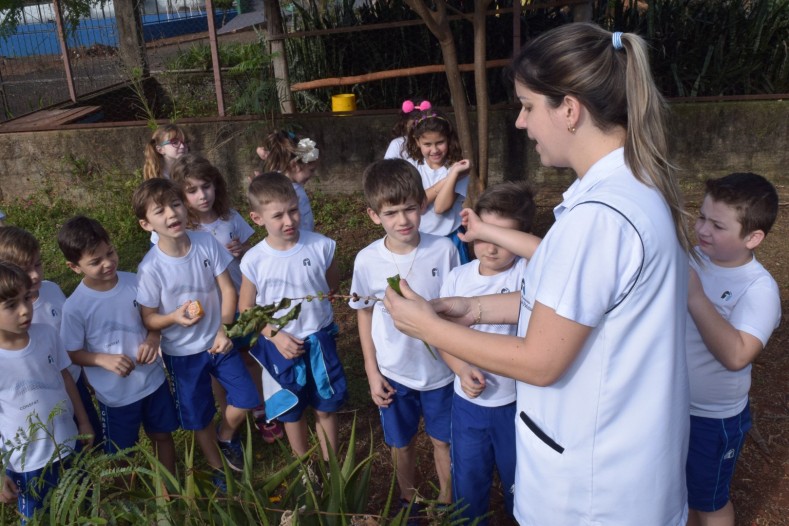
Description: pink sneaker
xmin=257 ymin=420 xmax=284 ymax=444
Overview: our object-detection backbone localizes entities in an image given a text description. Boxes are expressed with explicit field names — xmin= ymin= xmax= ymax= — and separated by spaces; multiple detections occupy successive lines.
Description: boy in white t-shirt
xmin=57 ymin=216 xmax=178 ymax=473
xmin=239 ymin=172 xmax=347 ymax=464
xmin=440 ymin=182 xmax=535 ymax=525
xmin=0 ymin=226 xmax=103 ymax=445
xmin=686 ymin=172 xmax=781 ymax=526
xmin=0 ymin=263 xmax=93 ymax=521
xmin=350 ymin=159 xmax=459 ymax=514
xmin=132 ymin=179 xmax=260 ymax=485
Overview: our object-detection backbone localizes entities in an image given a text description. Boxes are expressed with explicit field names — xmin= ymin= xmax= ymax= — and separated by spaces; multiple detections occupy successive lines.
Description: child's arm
xmin=439 ymin=350 xmax=486 ymax=398
xmin=424 ymin=179 xmax=447 ymax=206
xmin=688 ymin=268 xmax=765 ymax=371
xmin=69 ymin=349 xmax=135 ymax=377
xmin=136 ymin=330 xmax=161 ymax=365
xmin=208 ymin=270 xmax=237 ymax=355
xmin=434 ymin=159 xmax=470 ymax=214
xmin=325 ymin=258 xmax=340 ymax=294
xmin=357 ymin=307 xmax=394 ymax=407
xmin=141 ymin=303 xmax=199 ymax=330
xmin=460 ymin=208 xmax=541 ymax=259
xmin=62 ymin=370 xmax=94 ymax=447
xmin=238 ymin=274 xmax=304 ymax=359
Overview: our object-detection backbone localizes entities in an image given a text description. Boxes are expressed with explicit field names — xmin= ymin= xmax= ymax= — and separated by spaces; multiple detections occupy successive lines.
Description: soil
xmin=324 ymin=179 xmax=789 ymax=525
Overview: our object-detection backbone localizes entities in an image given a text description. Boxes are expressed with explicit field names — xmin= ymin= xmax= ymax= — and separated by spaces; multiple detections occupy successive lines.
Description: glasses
xmin=159 ymin=138 xmax=187 ymax=148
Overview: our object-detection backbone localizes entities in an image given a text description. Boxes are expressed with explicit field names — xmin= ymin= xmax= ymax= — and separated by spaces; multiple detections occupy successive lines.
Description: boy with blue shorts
xmin=239 ymin=172 xmax=347 ymax=464
xmin=686 ymin=173 xmax=781 ymax=526
xmin=0 ymin=263 xmax=93 ymax=522
xmin=0 ymin=226 xmax=103 ymax=445
xmin=57 ymin=216 xmax=178 ymax=473
xmin=350 ymin=159 xmax=459 ymax=511
xmin=440 ymin=182 xmax=535 ymax=525
xmin=132 ymin=179 xmax=259 ymax=482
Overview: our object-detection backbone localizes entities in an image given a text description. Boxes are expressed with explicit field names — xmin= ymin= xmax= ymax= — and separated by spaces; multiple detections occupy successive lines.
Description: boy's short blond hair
xmin=247 ymin=172 xmax=297 ymax=211
xmin=0 ymin=261 xmax=31 ymax=302
xmin=362 ymin=159 xmax=426 ymax=213
xmin=132 ymin=178 xmax=187 ymax=221
xmin=0 ymin=226 xmax=40 ymax=268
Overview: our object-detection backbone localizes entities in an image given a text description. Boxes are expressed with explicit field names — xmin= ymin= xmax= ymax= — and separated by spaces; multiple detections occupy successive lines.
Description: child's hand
xmin=98 ymin=353 xmax=135 ymax=377
xmin=270 ymin=330 xmax=304 ymax=360
xmin=448 ymin=159 xmax=471 ymax=178
xmin=136 ymin=337 xmax=160 ymax=365
xmin=208 ymin=329 xmax=233 ymax=355
xmin=0 ymin=476 xmax=18 ymax=504
xmin=366 ymin=370 xmax=395 ymax=408
xmin=172 ymin=302 xmax=202 ymax=328
xmin=226 ymin=238 xmax=243 ymax=258
xmin=78 ymin=422 xmax=95 ymax=449
xmin=459 ymin=366 xmax=486 ymax=398
xmin=458 ymin=208 xmax=484 ymax=243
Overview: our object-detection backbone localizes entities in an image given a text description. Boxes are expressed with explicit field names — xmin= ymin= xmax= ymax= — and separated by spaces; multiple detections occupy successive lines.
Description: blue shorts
xmin=687 ymin=403 xmax=752 ymax=512
xmin=99 ymin=380 xmax=179 ymax=453
xmin=379 ymin=378 xmax=453 ymax=448
xmin=163 ymin=349 xmax=260 ymax=430
xmin=250 ymin=326 xmax=347 ymax=423
xmin=6 ymin=458 xmax=66 ymax=522
xmin=448 ymin=226 xmax=470 ymax=265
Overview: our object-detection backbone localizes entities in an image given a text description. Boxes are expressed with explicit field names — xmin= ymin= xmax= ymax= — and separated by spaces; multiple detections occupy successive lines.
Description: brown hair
xmin=143 ymin=124 xmax=187 ymax=180
xmin=0 ymin=226 xmax=39 ymax=268
xmin=363 ymin=159 xmax=426 ymax=213
xmin=57 ymin=216 xmax=112 ymax=264
xmin=170 ymin=153 xmax=231 ymax=221
xmin=260 ymin=130 xmax=316 ymax=175
xmin=247 ymin=172 xmax=298 ymax=211
xmin=474 ymin=182 xmax=536 ymax=233
xmin=704 ymin=172 xmax=779 ymax=237
xmin=0 ymin=262 xmax=31 ymax=303
xmin=405 ymin=110 xmax=462 ymax=166
xmin=132 ymin=178 xmax=188 ymax=221
xmin=511 ymin=22 xmax=693 ymax=253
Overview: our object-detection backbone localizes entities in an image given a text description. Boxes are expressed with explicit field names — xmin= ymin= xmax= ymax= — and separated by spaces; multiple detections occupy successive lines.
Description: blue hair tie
xmin=612 ymin=32 xmax=624 ymax=50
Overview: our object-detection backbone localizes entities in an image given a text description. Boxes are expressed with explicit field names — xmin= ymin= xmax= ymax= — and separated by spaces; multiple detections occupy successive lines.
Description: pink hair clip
xmin=401 ymin=100 xmax=432 ymax=113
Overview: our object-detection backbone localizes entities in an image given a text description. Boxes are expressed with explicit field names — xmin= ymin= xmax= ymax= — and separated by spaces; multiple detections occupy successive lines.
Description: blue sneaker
xmin=212 ymin=469 xmax=228 ymax=493
xmin=217 ymin=428 xmax=244 ymax=472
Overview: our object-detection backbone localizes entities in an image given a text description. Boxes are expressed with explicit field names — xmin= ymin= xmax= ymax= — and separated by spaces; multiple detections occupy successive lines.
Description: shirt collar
xmin=554 ymin=148 xmax=626 ymax=219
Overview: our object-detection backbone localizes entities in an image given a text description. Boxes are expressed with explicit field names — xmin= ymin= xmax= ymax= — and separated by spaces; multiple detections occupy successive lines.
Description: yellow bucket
xmin=331 ymin=93 xmax=356 ymax=112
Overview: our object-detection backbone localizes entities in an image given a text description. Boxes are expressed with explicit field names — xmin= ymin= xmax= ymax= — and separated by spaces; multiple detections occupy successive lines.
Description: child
xmin=239 ymin=172 xmax=347 ymax=464
xmin=405 ymin=110 xmax=471 ymax=263
xmin=686 ymin=172 xmax=781 ymax=526
xmin=384 ymin=99 xmax=431 ymax=162
xmin=0 ymin=226 xmax=103 ymax=445
xmin=57 ymin=216 xmax=179 ymax=473
xmin=132 ymin=179 xmax=260 ymax=483
xmin=440 ymin=182 xmax=535 ymax=525
xmin=0 ymin=262 xmax=93 ymax=521
xmin=260 ymin=130 xmax=320 ymax=232
xmin=349 ymin=159 xmax=459 ymax=513
xmin=170 ymin=154 xmax=284 ymax=443
xmin=143 ymin=124 xmax=189 ymax=180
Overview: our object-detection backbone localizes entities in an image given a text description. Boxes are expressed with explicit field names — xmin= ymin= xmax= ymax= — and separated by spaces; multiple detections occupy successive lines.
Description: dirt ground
xmin=325 ymin=179 xmax=789 ymax=525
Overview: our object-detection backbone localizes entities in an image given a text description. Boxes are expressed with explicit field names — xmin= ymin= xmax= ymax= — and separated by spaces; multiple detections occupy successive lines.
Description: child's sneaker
xmin=212 ymin=469 xmax=228 ymax=493
xmin=216 ymin=427 xmax=244 ymax=472
xmin=258 ymin=420 xmax=285 ymax=443
xmin=395 ymin=498 xmax=424 ymax=526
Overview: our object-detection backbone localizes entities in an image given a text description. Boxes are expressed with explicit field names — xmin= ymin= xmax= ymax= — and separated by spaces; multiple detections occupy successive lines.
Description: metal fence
xmin=0 ymin=0 xmax=239 ymax=122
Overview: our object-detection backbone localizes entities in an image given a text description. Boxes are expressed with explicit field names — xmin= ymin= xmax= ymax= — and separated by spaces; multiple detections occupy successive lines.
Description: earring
xmin=568 ymin=125 xmax=577 ymax=133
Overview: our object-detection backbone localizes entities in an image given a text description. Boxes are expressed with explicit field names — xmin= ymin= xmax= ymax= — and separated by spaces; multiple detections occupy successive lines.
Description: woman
xmin=384 ymin=23 xmax=692 ymax=525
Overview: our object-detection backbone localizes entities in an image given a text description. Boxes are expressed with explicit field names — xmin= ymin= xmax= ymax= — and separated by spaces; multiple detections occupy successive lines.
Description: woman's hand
xmin=384 ymin=279 xmax=440 ymax=341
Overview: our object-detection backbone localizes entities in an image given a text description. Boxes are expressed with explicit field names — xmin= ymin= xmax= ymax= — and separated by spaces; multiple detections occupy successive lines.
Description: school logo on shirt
xmin=133 ymin=300 xmax=139 ymax=308
xmin=431 ymin=268 xmax=438 ymax=277
xmin=50 ymin=308 xmax=58 ymax=318
xmin=203 ymin=259 xmax=210 ymax=268
xmin=500 ymin=287 xmax=510 ymax=294
xmin=721 ymin=291 xmax=732 ymax=301
xmin=48 ymin=354 xmax=54 ymax=364
xmin=303 ymin=258 xmax=311 ymax=267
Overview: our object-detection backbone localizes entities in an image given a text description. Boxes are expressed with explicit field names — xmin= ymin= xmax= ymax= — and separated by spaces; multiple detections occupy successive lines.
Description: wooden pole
xmin=52 ymin=0 xmax=76 ymax=103
xmin=266 ymin=0 xmax=296 ymax=114
xmin=205 ymin=0 xmax=225 ymax=116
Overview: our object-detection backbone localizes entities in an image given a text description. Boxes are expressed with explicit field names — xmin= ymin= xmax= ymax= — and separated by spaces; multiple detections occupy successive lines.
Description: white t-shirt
xmin=440 ymin=258 xmax=524 ymax=407
xmin=240 ymin=230 xmax=335 ymax=339
xmin=687 ymin=248 xmax=780 ymax=418
xmin=60 ymin=272 xmax=166 ymax=407
xmin=416 ymin=162 xmax=469 ymax=236
xmin=136 ymin=231 xmax=233 ymax=357
xmin=196 ymin=209 xmax=255 ymax=291
xmin=513 ymin=149 xmax=689 ymax=525
xmin=33 ymin=280 xmax=81 ymax=382
xmin=383 ymin=136 xmax=417 ymax=163
xmin=350 ymin=234 xmax=459 ymax=390
xmin=293 ymin=182 xmax=314 ymax=232
xmin=0 ymin=324 xmax=77 ymax=472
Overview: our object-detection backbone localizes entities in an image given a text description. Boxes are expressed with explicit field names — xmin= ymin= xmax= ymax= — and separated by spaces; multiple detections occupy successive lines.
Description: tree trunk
xmin=265 ymin=0 xmax=296 ymax=114
xmin=473 ymin=0 xmax=492 ymax=197
xmin=405 ymin=0 xmax=476 ymax=184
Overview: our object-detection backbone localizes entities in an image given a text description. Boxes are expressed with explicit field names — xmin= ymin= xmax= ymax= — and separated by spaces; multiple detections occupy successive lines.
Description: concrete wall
xmin=0 ymin=100 xmax=785 ymax=205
